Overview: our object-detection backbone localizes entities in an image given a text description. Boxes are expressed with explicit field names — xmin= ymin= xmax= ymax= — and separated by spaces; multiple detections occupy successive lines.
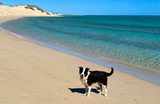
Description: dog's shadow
xmin=69 ymin=86 xmax=100 ymax=94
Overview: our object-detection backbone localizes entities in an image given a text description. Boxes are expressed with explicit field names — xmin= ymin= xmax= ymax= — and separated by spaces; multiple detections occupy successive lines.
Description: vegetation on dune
xmin=0 ymin=2 xmax=3 ymax=5
xmin=24 ymin=5 xmax=51 ymax=15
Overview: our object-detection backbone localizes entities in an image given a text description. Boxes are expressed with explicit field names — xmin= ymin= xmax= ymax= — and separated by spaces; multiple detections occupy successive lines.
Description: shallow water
xmin=1 ymin=15 xmax=160 ymax=73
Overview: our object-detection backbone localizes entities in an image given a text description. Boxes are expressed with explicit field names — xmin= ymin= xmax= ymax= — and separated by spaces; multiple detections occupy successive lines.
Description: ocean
xmin=1 ymin=15 xmax=160 ymax=85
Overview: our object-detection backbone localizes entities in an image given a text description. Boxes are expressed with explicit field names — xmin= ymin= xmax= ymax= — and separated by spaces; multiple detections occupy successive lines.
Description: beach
xmin=0 ymin=16 xmax=160 ymax=104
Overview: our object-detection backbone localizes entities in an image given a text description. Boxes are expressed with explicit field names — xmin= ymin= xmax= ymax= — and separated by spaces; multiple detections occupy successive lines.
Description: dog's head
xmin=79 ymin=67 xmax=90 ymax=79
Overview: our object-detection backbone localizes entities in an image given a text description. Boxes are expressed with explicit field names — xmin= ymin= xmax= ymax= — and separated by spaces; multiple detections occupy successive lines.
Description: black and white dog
xmin=79 ymin=67 xmax=114 ymax=97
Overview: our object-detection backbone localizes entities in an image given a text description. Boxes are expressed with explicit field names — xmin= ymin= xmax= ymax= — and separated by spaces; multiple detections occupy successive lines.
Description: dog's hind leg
xmin=102 ymin=85 xmax=107 ymax=96
xmin=98 ymin=82 xmax=102 ymax=95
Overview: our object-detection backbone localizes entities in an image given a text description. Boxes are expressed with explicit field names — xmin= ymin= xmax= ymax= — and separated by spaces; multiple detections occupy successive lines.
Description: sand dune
xmin=0 ymin=4 xmax=61 ymax=16
xmin=0 ymin=16 xmax=160 ymax=104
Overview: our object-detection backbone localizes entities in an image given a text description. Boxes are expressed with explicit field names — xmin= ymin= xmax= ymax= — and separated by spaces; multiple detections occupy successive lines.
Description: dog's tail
xmin=107 ymin=67 xmax=114 ymax=77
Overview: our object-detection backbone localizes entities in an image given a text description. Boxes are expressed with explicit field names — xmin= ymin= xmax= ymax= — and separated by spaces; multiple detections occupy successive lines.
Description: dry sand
xmin=0 ymin=5 xmax=61 ymax=16
xmin=0 ymin=16 xmax=160 ymax=104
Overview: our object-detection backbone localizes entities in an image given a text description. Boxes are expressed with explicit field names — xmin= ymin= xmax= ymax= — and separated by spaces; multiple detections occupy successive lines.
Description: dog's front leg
xmin=87 ymin=86 xmax=91 ymax=97
xmin=84 ymin=85 xmax=88 ymax=96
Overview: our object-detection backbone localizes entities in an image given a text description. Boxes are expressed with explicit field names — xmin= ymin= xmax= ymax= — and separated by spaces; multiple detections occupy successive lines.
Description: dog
xmin=79 ymin=66 xmax=114 ymax=97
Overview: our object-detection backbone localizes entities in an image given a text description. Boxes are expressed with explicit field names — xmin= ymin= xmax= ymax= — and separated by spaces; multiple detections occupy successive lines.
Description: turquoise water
xmin=1 ymin=15 xmax=160 ymax=73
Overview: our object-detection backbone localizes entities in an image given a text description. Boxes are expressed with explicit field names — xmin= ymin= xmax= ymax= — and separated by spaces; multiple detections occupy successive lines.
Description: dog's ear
xmin=84 ymin=68 xmax=90 ymax=77
xmin=79 ymin=67 xmax=83 ymax=74
xmin=79 ymin=67 xmax=83 ymax=69
xmin=85 ymin=68 xmax=90 ymax=71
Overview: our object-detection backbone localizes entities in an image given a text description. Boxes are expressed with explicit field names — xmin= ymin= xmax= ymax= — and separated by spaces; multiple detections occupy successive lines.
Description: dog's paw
xmin=83 ymin=93 xmax=87 ymax=96
xmin=99 ymin=92 xmax=102 ymax=95
xmin=87 ymin=94 xmax=90 ymax=97
xmin=104 ymin=94 xmax=107 ymax=97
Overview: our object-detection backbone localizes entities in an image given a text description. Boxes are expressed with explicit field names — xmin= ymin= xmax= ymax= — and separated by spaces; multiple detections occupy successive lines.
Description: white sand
xmin=0 ymin=5 xmax=61 ymax=16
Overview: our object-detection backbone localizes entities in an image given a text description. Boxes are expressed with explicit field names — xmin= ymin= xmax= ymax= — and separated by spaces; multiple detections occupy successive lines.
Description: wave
xmin=0 ymin=27 xmax=25 ymax=39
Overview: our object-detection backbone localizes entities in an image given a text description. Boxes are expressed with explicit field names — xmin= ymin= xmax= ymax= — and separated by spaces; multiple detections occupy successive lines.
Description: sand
xmin=0 ymin=16 xmax=160 ymax=104
xmin=0 ymin=5 xmax=61 ymax=16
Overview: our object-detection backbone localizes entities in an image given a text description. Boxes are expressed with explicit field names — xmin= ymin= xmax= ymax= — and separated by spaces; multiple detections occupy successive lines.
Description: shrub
xmin=25 ymin=5 xmax=51 ymax=15
xmin=0 ymin=2 xmax=3 ymax=5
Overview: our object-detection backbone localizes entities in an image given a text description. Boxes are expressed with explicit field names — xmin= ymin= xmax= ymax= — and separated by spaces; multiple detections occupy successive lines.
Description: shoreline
xmin=0 ymin=16 xmax=160 ymax=104
xmin=18 ymin=36 xmax=160 ymax=86
xmin=1 ymin=17 xmax=160 ymax=86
